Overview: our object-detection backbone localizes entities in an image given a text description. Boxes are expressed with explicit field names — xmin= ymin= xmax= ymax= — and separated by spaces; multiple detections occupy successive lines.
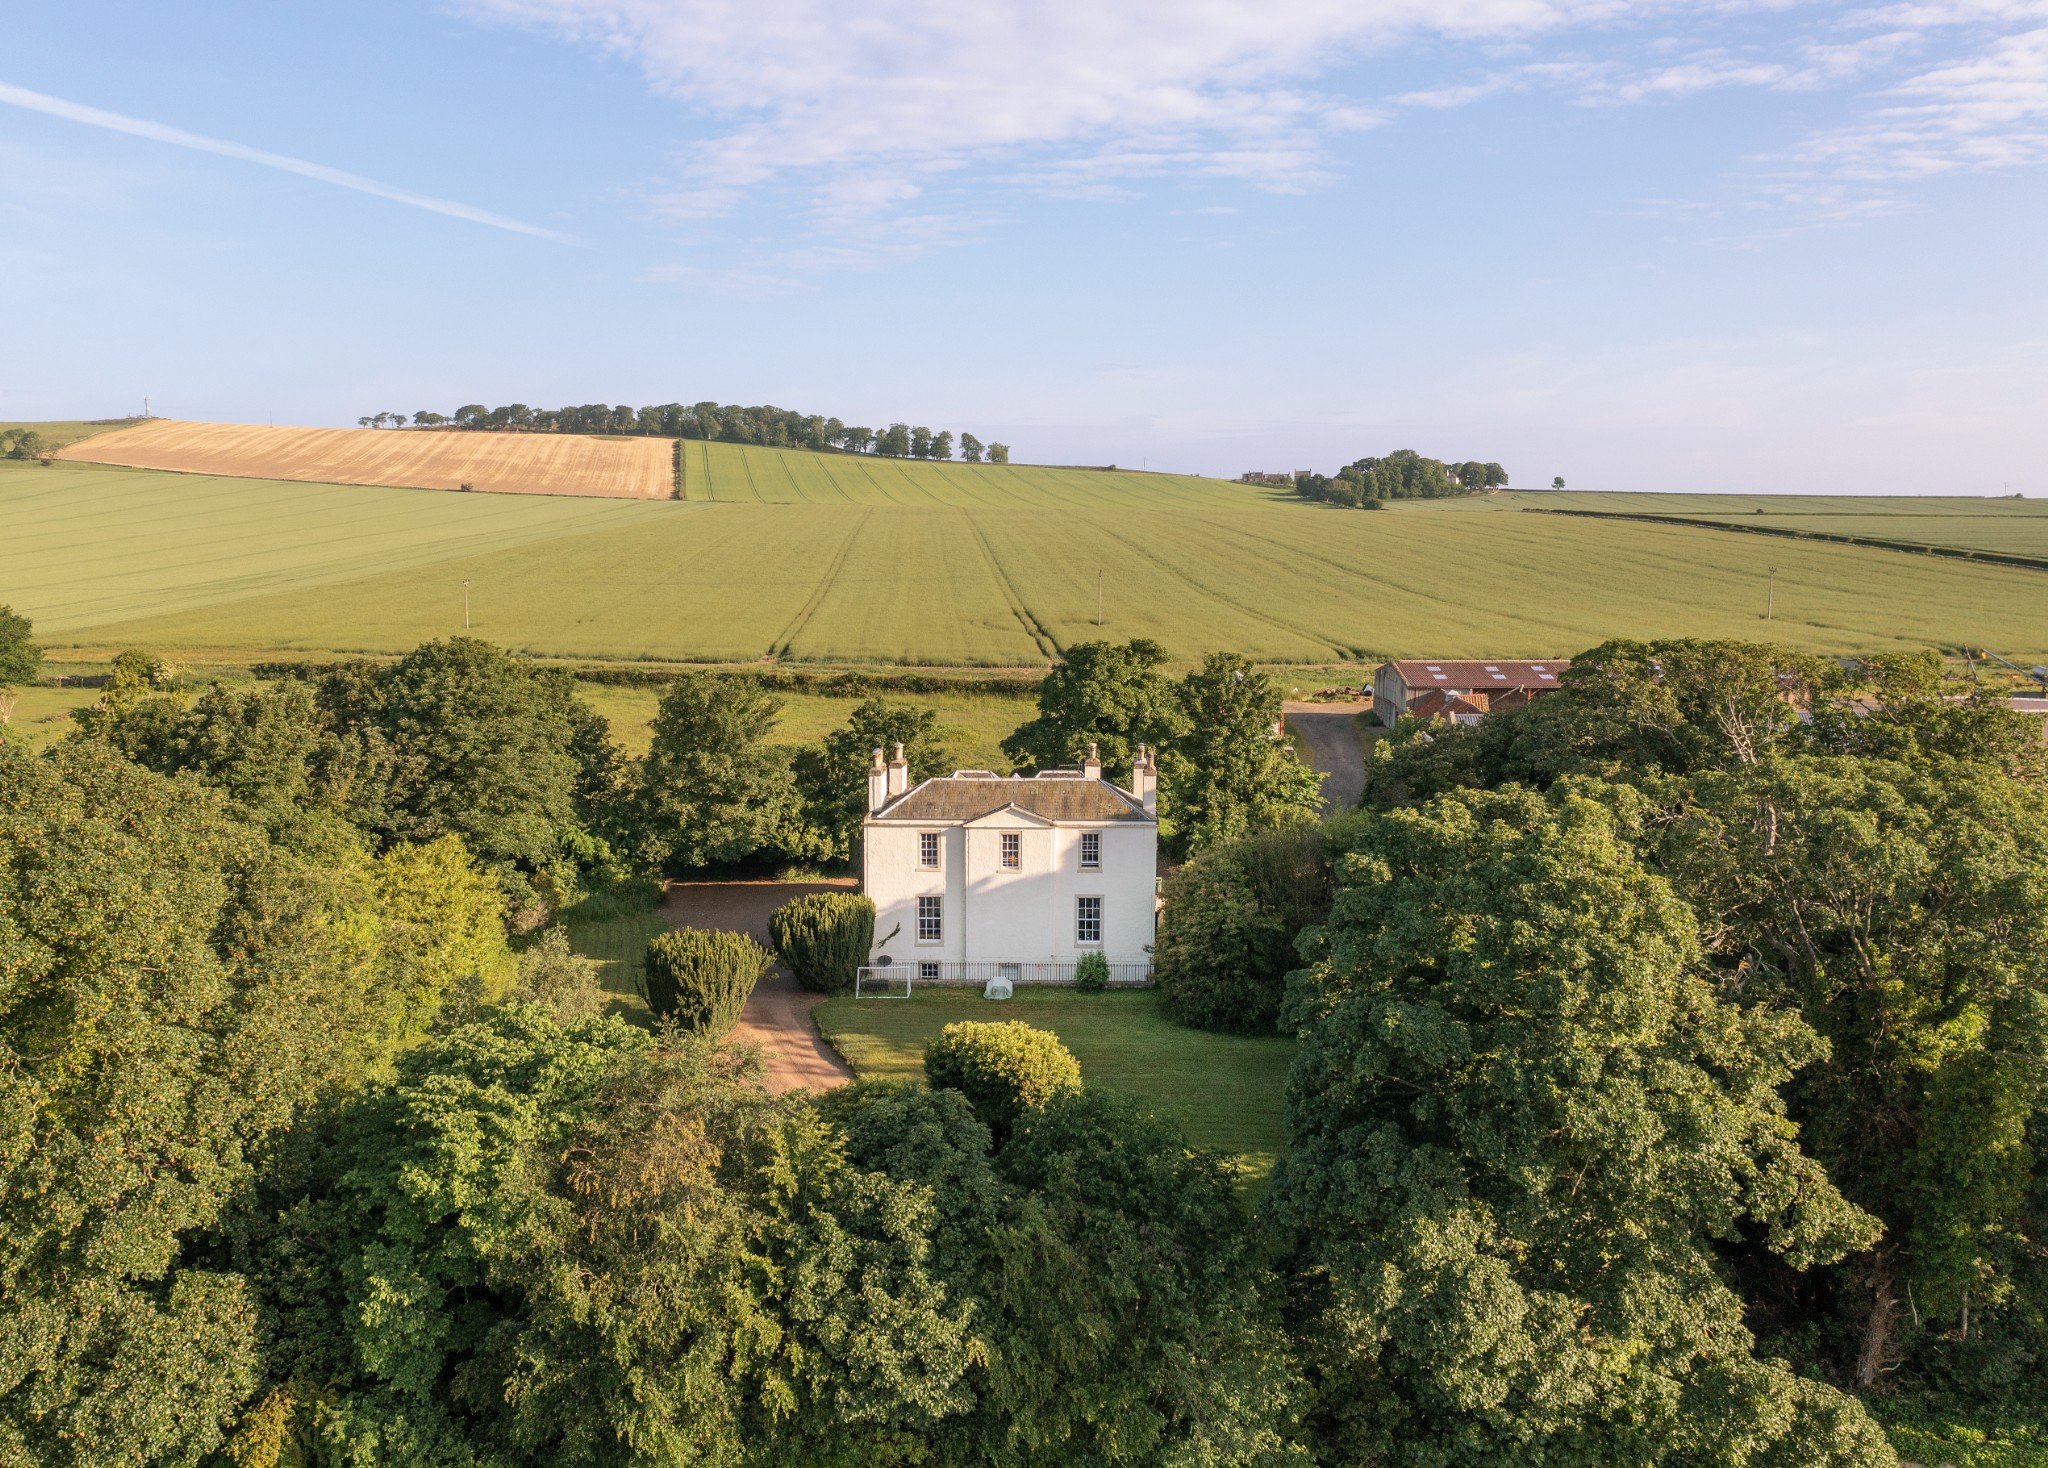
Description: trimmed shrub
xmin=1072 ymin=951 xmax=1110 ymax=993
xmin=769 ymin=891 xmax=876 ymax=994
xmin=640 ymin=927 xmax=770 ymax=1036
xmin=1153 ymin=823 xmax=1335 ymax=1035
xmin=923 ymin=1020 xmax=1081 ymax=1140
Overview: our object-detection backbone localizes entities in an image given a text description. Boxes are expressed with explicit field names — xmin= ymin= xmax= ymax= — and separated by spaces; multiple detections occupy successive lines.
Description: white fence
xmin=855 ymin=959 xmax=1153 ymax=998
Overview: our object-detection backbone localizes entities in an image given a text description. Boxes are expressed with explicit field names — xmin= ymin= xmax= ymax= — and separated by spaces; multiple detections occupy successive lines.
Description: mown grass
xmin=563 ymin=909 xmax=668 ymax=1019
xmin=814 ymin=986 xmax=1297 ymax=1185
xmin=13 ymin=456 xmax=2048 ymax=667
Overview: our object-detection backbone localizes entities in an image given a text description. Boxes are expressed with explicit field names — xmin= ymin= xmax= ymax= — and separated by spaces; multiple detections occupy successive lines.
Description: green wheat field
xmin=9 ymin=443 xmax=2048 ymax=667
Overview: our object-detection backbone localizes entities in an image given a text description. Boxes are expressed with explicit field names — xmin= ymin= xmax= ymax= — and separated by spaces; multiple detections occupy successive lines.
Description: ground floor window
xmin=1076 ymin=895 xmax=1102 ymax=945
xmin=919 ymin=961 xmax=940 ymax=982
xmin=917 ymin=895 xmax=943 ymax=942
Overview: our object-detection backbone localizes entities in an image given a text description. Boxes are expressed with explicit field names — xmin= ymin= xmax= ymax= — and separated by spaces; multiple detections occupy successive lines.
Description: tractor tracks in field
xmin=766 ymin=508 xmax=871 ymax=658
xmin=962 ymin=510 xmax=1061 ymax=661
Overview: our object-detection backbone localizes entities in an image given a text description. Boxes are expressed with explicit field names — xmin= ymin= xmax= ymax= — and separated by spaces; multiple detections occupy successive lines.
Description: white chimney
xmin=867 ymin=747 xmax=890 ymax=813
xmin=1082 ymin=740 xmax=1102 ymax=781
xmin=886 ymin=741 xmax=910 ymax=798
xmin=1131 ymin=743 xmax=1157 ymax=815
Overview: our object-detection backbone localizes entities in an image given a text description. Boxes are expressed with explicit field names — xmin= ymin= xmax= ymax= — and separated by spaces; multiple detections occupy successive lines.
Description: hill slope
xmin=10 ymin=455 xmax=2048 ymax=666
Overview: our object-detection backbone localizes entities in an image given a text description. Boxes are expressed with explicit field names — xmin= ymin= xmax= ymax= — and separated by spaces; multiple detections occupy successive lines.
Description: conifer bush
xmin=923 ymin=1020 xmax=1081 ymax=1140
xmin=769 ymin=891 xmax=875 ymax=994
xmin=640 ymin=927 xmax=769 ymax=1036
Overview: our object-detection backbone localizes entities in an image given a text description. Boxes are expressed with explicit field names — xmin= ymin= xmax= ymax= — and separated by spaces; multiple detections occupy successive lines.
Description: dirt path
xmin=1284 ymin=700 xmax=1372 ymax=813
xmin=661 ymin=879 xmax=857 ymax=1095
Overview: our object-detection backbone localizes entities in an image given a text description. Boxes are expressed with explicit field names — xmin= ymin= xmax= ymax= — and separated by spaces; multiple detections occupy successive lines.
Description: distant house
xmin=860 ymin=742 xmax=1159 ymax=987
xmin=1238 ymin=471 xmax=1299 ymax=487
xmin=1373 ymin=659 xmax=1570 ymax=728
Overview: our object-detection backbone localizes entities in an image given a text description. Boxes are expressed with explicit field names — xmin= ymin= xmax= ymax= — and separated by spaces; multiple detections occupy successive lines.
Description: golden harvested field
xmin=56 ymin=419 xmax=676 ymax=499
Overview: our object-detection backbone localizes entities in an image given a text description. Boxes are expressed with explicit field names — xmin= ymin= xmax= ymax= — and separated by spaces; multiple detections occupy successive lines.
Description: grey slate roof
xmin=874 ymin=775 xmax=1152 ymax=824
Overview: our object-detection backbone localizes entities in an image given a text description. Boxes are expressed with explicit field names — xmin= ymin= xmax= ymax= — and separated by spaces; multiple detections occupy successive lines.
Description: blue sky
xmin=3 ymin=0 xmax=2044 ymax=491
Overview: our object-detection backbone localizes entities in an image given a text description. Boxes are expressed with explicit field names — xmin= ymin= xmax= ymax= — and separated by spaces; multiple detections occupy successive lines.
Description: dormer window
xmin=1080 ymin=832 xmax=1101 ymax=869
xmin=919 ymin=832 xmax=940 ymax=868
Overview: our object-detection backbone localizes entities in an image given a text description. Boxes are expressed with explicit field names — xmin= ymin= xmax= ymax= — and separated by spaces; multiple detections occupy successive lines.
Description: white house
xmin=860 ymin=742 xmax=1159 ymax=986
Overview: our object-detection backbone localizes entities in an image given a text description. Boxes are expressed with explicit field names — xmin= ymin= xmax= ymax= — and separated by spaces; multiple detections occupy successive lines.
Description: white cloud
xmin=456 ymin=0 xmax=1690 ymax=213
xmin=0 ymin=81 xmax=568 ymax=240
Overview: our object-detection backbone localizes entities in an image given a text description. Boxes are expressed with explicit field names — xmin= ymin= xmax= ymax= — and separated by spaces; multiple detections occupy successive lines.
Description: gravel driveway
xmin=660 ymin=879 xmax=858 ymax=1095
xmin=1283 ymin=700 xmax=1372 ymax=812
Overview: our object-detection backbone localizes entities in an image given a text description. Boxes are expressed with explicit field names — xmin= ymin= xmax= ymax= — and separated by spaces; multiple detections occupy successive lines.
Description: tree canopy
xmin=1271 ymin=782 xmax=1890 ymax=1464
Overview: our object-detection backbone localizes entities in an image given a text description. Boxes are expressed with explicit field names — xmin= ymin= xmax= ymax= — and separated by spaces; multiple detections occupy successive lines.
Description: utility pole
xmin=1765 ymin=566 xmax=1775 ymax=621
xmin=462 ymin=580 xmax=471 ymax=630
xmin=142 ymin=395 xmax=150 ymax=419
xmin=1096 ymin=569 xmax=1104 ymax=627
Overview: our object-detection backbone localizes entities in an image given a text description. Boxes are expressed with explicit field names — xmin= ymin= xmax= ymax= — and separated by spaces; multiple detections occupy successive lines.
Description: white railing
xmin=855 ymin=960 xmax=1153 ymax=997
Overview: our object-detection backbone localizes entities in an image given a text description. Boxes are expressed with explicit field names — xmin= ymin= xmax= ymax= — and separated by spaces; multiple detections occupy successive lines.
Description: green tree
xmin=958 ymin=433 xmax=984 ymax=463
xmin=791 ymin=697 xmax=962 ymax=861
xmin=831 ymin=1084 xmax=1306 ymax=1465
xmin=359 ymin=638 xmax=586 ymax=875
xmin=0 ymin=744 xmax=412 ymax=1467
xmin=1658 ymin=755 xmax=2048 ymax=1390
xmin=508 ymin=925 xmax=610 ymax=1025
xmin=0 ymin=605 xmax=40 ymax=689
xmin=923 ymin=1020 xmax=1081 ymax=1143
xmin=876 ymin=423 xmax=911 ymax=457
xmin=1271 ymin=784 xmax=1889 ymax=1465
xmin=986 ymin=442 xmax=1009 ymax=465
xmin=1552 ymin=474 xmax=1566 ymax=489
xmin=909 ymin=426 xmax=934 ymax=459
xmin=1154 ymin=822 xmax=1337 ymax=1033
xmin=361 ymin=833 xmax=515 ymax=1038
xmin=635 ymin=673 xmax=798 ymax=870
xmin=931 ymin=430 xmax=953 ymax=461
xmin=1167 ymin=654 xmax=1323 ymax=855
xmin=235 ymin=1009 xmax=978 ymax=1466
xmin=1002 ymin=639 xmax=1189 ymax=775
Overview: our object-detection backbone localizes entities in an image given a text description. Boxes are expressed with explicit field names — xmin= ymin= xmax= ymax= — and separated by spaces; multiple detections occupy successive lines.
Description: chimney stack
xmin=886 ymin=741 xmax=910 ymax=798
xmin=867 ymin=747 xmax=890 ymax=813
xmin=1082 ymin=740 xmax=1102 ymax=781
xmin=1131 ymin=743 xmax=1157 ymax=815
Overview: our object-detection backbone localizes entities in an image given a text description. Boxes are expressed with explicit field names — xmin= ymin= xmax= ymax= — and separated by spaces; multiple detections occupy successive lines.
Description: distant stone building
xmin=860 ymin=743 xmax=1159 ymax=987
xmin=1373 ymin=659 xmax=1570 ymax=727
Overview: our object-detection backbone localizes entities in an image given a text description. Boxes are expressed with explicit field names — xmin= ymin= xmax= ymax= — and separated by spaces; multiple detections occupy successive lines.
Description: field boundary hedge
xmin=248 ymin=659 xmax=1044 ymax=697
xmin=1524 ymin=507 xmax=2048 ymax=573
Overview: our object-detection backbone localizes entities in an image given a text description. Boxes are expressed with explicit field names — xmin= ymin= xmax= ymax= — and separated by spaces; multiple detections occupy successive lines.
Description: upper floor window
xmin=917 ymin=895 xmax=944 ymax=942
xmin=1079 ymin=832 xmax=1101 ymax=869
xmin=1001 ymin=832 xmax=1021 ymax=869
xmin=1076 ymin=895 xmax=1102 ymax=945
xmin=919 ymin=831 xmax=940 ymax=868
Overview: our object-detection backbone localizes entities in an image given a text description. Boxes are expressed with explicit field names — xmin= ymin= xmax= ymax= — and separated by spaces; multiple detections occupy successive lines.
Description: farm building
xmin=1373 ymin=658 xmax=1570 ymax=727
xmin=861 ymin=743 xmax=1158 ymax=987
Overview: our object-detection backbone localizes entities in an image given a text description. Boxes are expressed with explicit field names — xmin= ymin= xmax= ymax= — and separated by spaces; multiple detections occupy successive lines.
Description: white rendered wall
xmin=862 ymin=813 xmax=1156 ymax=969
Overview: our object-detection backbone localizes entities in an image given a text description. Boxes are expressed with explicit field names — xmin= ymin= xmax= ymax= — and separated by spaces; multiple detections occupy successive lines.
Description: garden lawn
xmin=815 ymin=986 xmax=1296 ymax=1185
xmin=564 ymin=909 xmax=668 ymax=1020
